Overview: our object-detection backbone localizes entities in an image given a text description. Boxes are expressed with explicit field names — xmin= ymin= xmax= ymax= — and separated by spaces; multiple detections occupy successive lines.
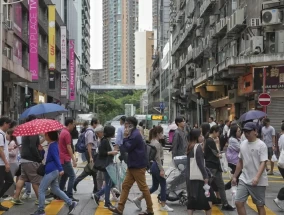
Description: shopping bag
xmin=278 ymin=149 xmax=284 ymax=168
xmin=271 ymin=153 xmax=278 ymax=162
xmin=220 ymin=152 xmax=230 ymax=173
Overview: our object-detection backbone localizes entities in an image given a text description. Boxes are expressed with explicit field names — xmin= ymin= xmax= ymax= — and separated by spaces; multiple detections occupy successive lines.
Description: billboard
xmin=13 ymin=3 xmax=22 ymax=37
xmin=48 ymin=5 xmax=56 ymax=70
xmin=69 ymin=40 xmax=76 ymax=101
xmin=254 ymin=66 xmax=284 ymax=90
xmin=60 ymin=26 xmax=67 ymax=97
xmin=29 ymin=0 xmax=38 ymax=80
xmin=13 ymin=37 xmax=22 ymax=65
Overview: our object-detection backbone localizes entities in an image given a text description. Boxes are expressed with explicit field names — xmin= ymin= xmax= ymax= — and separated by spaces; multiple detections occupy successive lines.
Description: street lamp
xmin=0 ymin=0 xmax=24 ymax=115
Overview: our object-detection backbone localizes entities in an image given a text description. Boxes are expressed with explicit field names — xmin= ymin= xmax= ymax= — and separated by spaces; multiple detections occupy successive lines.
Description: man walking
xmin=115 ymin=116 xmax=126 ymax=146
xmin=233 ymin=122 xmax=268 ymax=215
xmin=108 ymin=117 xmax=153 ymax=215
xmin=59 ymin=118 xmax=78 ymax=201
xmin=0 ymin=117 xmax=13 ymax=211
xmin=172 ymin=116 xmax=187 ymax=158
xmin=261 ymin=118 xmax=275 ymax=175
xmin=85 ymin=118 xmax=99 ymax=194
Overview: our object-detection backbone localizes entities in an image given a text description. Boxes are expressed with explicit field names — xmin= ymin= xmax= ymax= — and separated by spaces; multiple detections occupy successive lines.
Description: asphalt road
xmin=0 ymin=151 xmax=283 ymax=215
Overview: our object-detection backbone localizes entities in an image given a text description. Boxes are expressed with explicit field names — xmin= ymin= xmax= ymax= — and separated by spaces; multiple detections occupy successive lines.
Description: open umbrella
xmin=13 ymin=119 xmax=64 ymax=136
xmin=20 ymin=103 xmax=67 ymax=120
xmin=239 ymin=110 xmax=267 ymax=122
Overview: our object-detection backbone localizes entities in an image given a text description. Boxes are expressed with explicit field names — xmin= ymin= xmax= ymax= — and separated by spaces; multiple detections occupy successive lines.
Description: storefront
xmin=33 ymin=90 xmax=47 ymax=104
xmin=237 ymin=71 xmax=254 ymax=114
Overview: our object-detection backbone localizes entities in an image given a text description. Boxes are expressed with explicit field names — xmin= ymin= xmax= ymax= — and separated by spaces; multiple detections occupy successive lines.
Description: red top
xmin=59 ymin=127 xmax=72 ymax=164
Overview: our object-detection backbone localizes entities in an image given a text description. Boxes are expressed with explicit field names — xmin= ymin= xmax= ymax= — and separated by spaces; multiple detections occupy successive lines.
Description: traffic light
xmin=25 ymin=94 xmax=31 ymax=108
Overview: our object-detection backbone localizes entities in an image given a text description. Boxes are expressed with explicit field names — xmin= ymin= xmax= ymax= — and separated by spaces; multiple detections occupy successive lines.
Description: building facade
xmin=103 ymin=0 xmax=139 ymax=85
xmin=91 ymin=69 xmax=105 ymax=85
xmin=135 ymin=31 xmax=154 ymax=86
xmin=168 ymin=0 xmax=284 ymax=129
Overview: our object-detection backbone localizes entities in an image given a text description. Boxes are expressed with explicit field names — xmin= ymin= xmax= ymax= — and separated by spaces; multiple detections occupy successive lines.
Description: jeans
xmin=39 ymin=170 xmax=72 ymax=211
xmin=85 ymin=150 xmax=98 ymax=193
xmin=25 ymin=182 xmax=32 ymax=194
xmin=0 ymin=166 xmax=14 ymax=198
xmin=59 ymin=161 xmax=76 ymax=198
xmin=118 ymin=168 xmax=153 ymax=213
xmin=150 ymin=162 xmax=166 ymax=202
xmin=81 ymin=153 xmax=87 ymax=162
xmin=96 ymin=171 xmax=113 ymax=205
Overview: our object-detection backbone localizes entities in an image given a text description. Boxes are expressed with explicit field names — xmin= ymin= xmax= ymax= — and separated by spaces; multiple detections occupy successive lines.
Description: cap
xmin=94 ymin=125 xmax=104 ymax=133
xmin=242 ymin=122 xmax=257 ymax=131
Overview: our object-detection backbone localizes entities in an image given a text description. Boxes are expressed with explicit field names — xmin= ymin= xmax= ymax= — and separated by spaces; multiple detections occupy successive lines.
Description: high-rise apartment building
xmin=103 ymin=0 xmax=139 ymax=85
xmin=90 ymin=69 xmax=105 ymax=85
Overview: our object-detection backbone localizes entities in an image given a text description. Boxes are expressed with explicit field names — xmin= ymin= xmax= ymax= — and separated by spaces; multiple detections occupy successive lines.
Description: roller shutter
xmin=267 ymin=97 xmax=284 ymax=132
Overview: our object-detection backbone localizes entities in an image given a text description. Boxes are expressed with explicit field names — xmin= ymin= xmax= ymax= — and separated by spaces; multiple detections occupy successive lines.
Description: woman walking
xmin=92 ymin=125 xmax=119 ymax=208
xmin=132 ymin=126 xmax=173 ymax=212
xmin=225 ymin=124 xmax=242 ymax=190
xmin=187 ymin=129 xmax=213 ymax=215
xmin=31 ymin=131 xmax=77 ymax=215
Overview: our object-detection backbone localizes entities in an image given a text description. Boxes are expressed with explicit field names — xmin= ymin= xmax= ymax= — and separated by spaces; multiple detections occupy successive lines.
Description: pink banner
xmin=29 ymin=0 xmax=38 ymax=80
xmin=69 ymin=40 xmax=76 ymax=101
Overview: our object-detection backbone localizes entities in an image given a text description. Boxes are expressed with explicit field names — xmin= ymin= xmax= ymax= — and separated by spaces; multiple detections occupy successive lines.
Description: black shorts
xmin=15 ymin=164 xmax=21 ymax=177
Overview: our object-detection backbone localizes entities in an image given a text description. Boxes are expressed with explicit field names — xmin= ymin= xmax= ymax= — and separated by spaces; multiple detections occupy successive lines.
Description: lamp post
xmin=0 ymin=0 xmax=23 ymax=115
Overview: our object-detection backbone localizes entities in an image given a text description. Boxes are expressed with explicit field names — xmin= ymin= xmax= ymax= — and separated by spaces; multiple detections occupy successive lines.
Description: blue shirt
xmin=45 ymin=141 xmax=63 ymax=174
xmin=115 ymin=125 xmax=125 ymax=146
xmin=120 ymin=129 xmax=147 ymax=169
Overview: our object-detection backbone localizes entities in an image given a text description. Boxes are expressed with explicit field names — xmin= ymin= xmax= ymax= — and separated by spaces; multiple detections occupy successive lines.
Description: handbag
xmin=278 ymin=149 xmax=284 ymax=168
xmin=37 ymin=164 xmax=45 ymax=176
xmin=94 ymin=140 xmax=113 ymax=171
xmin=189 ymin=144 xmax=204 ymax=180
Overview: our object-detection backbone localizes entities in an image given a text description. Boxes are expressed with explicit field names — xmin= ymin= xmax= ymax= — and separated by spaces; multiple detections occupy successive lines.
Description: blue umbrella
xmin=239 ymin=110 xmax=267 ymax=122
xmin=20 ymin=103 xmax=67 ymax=120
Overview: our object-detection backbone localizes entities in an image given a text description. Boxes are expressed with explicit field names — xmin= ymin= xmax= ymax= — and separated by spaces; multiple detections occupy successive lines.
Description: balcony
xmin=227 ymin=8 xmax=246 ymax=37
xmin=200 ymin=0 xmax=216 ymax=18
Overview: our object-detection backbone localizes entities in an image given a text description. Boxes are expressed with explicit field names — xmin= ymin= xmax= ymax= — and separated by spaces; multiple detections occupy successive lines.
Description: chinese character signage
xmin=254 ymin=66 xmax=284 ymax=90
xmin=69 ymin=40 xmax=76 ymax=101
xmin=60 ymin=26 xmax=67 ymax=70
xmin=29 ymin=0 xmax=38 ymax=80
xmin=48 ymin=5 xmax=56 ymax=70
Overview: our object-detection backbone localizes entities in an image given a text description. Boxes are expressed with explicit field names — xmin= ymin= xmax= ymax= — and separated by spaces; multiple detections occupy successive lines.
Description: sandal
xmin=108 ymin=205 xmax=123 ymax=215
xmin=138 ymin=211 xmax=154 ymax=215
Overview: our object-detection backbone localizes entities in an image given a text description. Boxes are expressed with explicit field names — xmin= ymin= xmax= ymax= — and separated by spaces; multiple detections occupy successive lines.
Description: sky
xmin=90 ymin=0 xmax=152 ymax=69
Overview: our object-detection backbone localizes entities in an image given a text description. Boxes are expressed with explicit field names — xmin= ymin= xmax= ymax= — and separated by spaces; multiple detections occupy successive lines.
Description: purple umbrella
xmin=239 ymin=110 xmax=267 ymax=122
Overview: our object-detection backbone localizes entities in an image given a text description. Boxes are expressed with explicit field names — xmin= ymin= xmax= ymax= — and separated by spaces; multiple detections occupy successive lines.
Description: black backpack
xmin=145 ymin=142 xmax=157 ymax=171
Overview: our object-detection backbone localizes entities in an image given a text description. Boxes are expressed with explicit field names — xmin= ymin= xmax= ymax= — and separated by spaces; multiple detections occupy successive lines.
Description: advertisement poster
xmin=69 ymin=40 xmax=76 ymax=101
xmin=48 ymin=5 xmax=56 ymax=70
xmin=13 ymin=37 xmax=22 ymax=65
xmin=29 ymin=0 xmax=38 ymax=80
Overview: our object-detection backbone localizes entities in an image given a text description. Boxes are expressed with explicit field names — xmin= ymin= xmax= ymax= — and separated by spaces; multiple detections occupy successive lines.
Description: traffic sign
xmin=159 ymin=102 xmax=165 ymax=110
xmin=258 ymin=93 xmax=271 ymax=106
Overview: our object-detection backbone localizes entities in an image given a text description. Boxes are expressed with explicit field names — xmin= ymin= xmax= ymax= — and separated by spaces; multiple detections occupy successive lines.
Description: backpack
xmin=75 ymin=129 xmax=94 ymax=153
xmin=145 ymin=142 xmax=157 ymax=171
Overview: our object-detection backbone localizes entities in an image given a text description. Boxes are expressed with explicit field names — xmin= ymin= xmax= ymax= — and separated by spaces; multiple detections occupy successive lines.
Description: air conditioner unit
xmin=250 ymin=36 xmax=263 ymax=54
xmin=197 ymin=18 xmax=203 ymax=28
xmin=209 ymin=15 xmax=215 ymax=26
xmin=233 ymin=8 xmax=245 ymax=26
xmin=250 ymin=18 xmax=261 ymax=27
xmin=196 ymin=29 xmax=202 ymax=37
xmin=262 ymin=9 xmax=281 ymax=25
xmin=5 ymin=20 xmax=12 ymax=29
xmin=266 ymin=31 xmax=284 ymax=54
xmin=3 ymin=47 xmax=11 ymax=58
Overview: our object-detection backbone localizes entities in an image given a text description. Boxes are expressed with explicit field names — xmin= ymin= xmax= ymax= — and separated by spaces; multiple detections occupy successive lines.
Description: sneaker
xmin=273 ymin=198 xmax=284 ymax=211
xmin=160 ymin=204 xmax=174 ymax=212
xmin=71 ymin=197 xmax=79 ymax=202
xmin=4 ymin=196 xmax=13 ymax=201
xmin=68 ymin=201 xmax=78 ymax=214
xmin=112 ymin=187 xmax=121 ymax=198
xmin=11 ymin=198 xmax=24 ymax=205
xmin=213 ymin=198 xmax=222 ymax=205
xmin=22 ymin=193 xmax=32 ymax=200
xmin=104 ymin=202 xmax=112 ymax=209
xmin=30 ymin=209 xmax=46 ymax=215
xmin=45 ymin=194 xmax=54 ymax=201
xmin=0 ymin=203 xmax=9 ymax=211
xmin=92 ymin=194 xmax=100 ymax=205
xmin=222 ymin=204 xmax=235 ymax=211
xmin=35 ymin=200 xmax=50 ymax=205
xmin=133 ymin=197 xmax=142 ymax=210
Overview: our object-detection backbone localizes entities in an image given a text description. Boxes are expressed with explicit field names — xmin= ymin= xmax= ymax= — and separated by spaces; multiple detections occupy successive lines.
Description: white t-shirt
xmin=223 ymin=125 xmax=229 ymax=136
xmin=278 ymin=134 xmax=284 ymax=151
xmin=0 ymin=129 xmax=8 ymax=166
xmin=261 ymin=125 xmax=275 ymax=147
xmin=209 ymin=121 xmax=216 ymax=127
xmin=239 ymin=138 xmax=268 ymax=186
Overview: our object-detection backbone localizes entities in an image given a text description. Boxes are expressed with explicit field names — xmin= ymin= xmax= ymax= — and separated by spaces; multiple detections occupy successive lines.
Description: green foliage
xmin=88 ymin=90 xmax=144 ymax=124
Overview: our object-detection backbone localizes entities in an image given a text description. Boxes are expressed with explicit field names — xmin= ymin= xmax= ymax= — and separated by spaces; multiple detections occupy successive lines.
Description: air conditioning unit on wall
xmin=266 ymin=31 xmax=284 ymax=54
xmin=262 ymin=9 xmax=281 ymax=25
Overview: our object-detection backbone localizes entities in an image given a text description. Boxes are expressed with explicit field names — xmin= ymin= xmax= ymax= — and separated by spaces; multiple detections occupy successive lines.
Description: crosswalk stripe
xmin=44 ymin=200 xmax=65 ymax=215
xmin=94 ymin=201 xmax=118 ymax=215
xmin=151 ymin=194 xmax=167 ymax=215
xmin=247 ymin=196 xmax=276 ymax=215
xmin=0 ymin=201 xmax=13 ymax=215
